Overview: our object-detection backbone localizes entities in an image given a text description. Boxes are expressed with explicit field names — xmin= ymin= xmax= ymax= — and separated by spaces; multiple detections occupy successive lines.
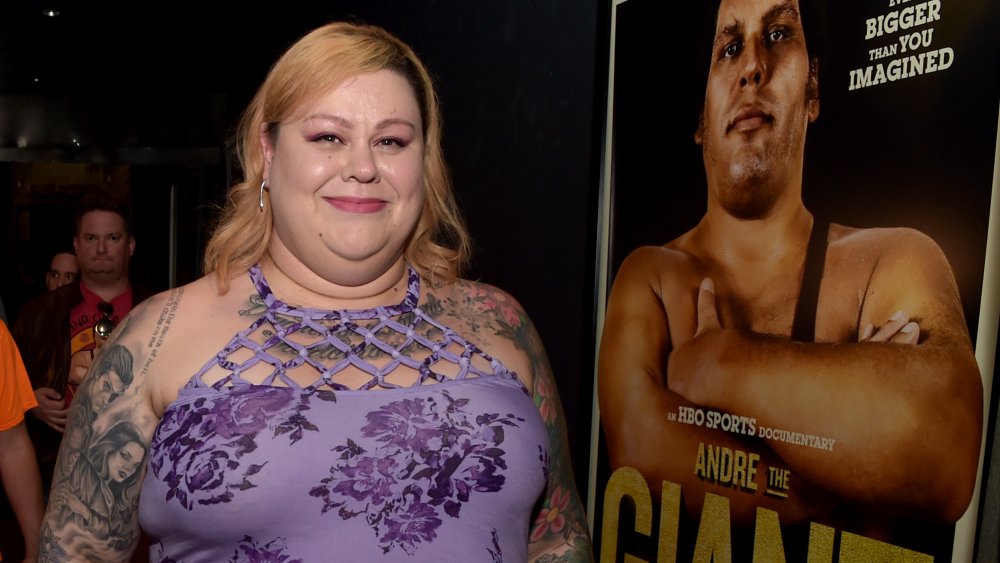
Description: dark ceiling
xmin=0 ymin=1 xmax=344 ymax=94
xmin=0 ymin=1 xmax=494 ymax=150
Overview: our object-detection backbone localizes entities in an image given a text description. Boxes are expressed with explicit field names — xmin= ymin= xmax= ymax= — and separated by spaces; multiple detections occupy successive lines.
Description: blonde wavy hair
xmin=204 ymin=22 xmax=470 ymax=293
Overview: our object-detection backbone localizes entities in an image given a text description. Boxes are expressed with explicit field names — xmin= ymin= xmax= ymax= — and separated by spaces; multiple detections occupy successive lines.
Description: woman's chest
xmin=140 ymin=380 xmax=548 ymax=559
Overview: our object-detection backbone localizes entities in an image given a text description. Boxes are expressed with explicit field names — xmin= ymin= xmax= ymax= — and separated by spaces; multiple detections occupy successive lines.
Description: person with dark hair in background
xmin=598 ymin=0 xmax=982 ymax=551
xmin=12 ymin=189 xmax=152 ymax=491
xmin=40 ymin=22 xmax=592 ymax=562
xmin=45 ymin=250 xmax=78 ymax=292
xmin=0 ymin=320 xmax=45 ymax=563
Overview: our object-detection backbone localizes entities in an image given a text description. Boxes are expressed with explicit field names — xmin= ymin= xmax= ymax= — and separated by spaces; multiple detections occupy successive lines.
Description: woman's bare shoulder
xmin=421 ymin=278 xmax=536 ymax=385
xmin=121 ymin=275 xmax=235 ymax=337
xmin=122 ymin=274 xmax=260 ymax=412
xmin=421 ymin=278 xmax=527 ymax=342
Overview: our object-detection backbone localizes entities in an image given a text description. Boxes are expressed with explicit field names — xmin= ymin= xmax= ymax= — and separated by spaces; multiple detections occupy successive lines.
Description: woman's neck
xmin=259 ymin=254 xmax=410 ymax=311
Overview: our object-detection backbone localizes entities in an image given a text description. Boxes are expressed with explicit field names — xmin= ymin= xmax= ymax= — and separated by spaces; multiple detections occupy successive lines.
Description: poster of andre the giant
xmin=589 ymin=0 xmax=1000 ymax=561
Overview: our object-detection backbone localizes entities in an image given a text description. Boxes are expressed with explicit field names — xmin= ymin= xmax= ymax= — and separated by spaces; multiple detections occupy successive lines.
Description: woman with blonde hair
xmin=41 ymin=22 xmax=592 ymax=561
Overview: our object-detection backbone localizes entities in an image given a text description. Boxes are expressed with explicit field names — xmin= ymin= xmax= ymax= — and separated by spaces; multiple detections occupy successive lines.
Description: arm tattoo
xmin=239 ymin=293 xmax=267 ymax=318
xmin=427 ymin=282 xmax=593 ymax=560
xmin=519 ymin=316 xmax=593 ymax=560
xmin=48 ymin=417 xmax=147 ymax=554
xmin=40 ymin=291 xmax=181 ymax=560
xmin=139 ymin=288 xmax=184 ymax=378
xmin=43 ymin=342 xmax=148 ymax=559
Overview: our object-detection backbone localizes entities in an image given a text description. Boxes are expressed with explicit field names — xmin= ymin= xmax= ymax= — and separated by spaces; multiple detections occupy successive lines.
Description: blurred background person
xmin=45 ymin=250 xmax=78 ymax=292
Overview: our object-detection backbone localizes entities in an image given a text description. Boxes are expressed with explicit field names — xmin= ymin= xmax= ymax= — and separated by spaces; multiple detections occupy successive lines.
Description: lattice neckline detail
xmin=189 ymin=264 xmax=515 ymax=393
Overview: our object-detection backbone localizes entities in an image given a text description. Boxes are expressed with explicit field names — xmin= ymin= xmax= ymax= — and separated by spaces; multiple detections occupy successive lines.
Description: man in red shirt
xmin=13 ymin=190 xmax=152 ymax=488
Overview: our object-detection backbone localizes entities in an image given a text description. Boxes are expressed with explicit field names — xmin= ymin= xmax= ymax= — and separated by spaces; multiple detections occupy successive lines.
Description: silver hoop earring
xmin=258 ymin=180 xmax=267 ymax=211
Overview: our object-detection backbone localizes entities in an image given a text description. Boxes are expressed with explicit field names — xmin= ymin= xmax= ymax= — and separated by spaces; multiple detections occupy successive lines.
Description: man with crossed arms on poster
xmin=598 ymin=0 xmax=983 ymax=538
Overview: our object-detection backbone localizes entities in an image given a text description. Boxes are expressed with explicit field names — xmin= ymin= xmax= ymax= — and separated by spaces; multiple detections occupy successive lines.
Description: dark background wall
xmin=0 ymin=0 xmax=606 ymax=499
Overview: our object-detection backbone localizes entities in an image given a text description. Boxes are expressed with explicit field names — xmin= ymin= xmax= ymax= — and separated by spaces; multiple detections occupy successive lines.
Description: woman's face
xmin=107 ymin=441 xmax=143 ymax=483
xmin=261 ymin=69 xmax=426 ymax=287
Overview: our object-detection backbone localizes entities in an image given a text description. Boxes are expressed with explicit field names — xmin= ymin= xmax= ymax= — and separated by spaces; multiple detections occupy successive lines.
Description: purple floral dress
xmin=138 ymin=266 xmax=549 ymax=562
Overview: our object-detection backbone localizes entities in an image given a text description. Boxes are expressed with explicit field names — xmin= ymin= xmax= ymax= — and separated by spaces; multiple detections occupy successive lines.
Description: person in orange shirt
xmin=0 ymin=320 xmax=44 ymax=562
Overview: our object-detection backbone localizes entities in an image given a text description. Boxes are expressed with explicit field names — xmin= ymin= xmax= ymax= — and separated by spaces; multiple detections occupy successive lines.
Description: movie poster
xmin=589 ymin=0 xmax=1000 ymax=561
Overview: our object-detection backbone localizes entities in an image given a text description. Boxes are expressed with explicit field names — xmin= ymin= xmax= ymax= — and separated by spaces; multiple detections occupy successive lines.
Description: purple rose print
xmin=309 ymin=390 xmax=523 ymax=554
xmin=380 ymin=498 xmax=443 ymax=550
xmin=228 ymin=535 xmax=303 ymax=563
xmin=328 ymin=448 xmax=401 ymax=509
xmin=150 ymin=386 xmax=322 ymax=509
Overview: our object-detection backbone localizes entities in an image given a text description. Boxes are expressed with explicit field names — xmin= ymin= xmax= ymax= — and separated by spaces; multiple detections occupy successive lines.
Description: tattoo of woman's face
xmin=107 ymin=441 xmax=144 ymax=483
